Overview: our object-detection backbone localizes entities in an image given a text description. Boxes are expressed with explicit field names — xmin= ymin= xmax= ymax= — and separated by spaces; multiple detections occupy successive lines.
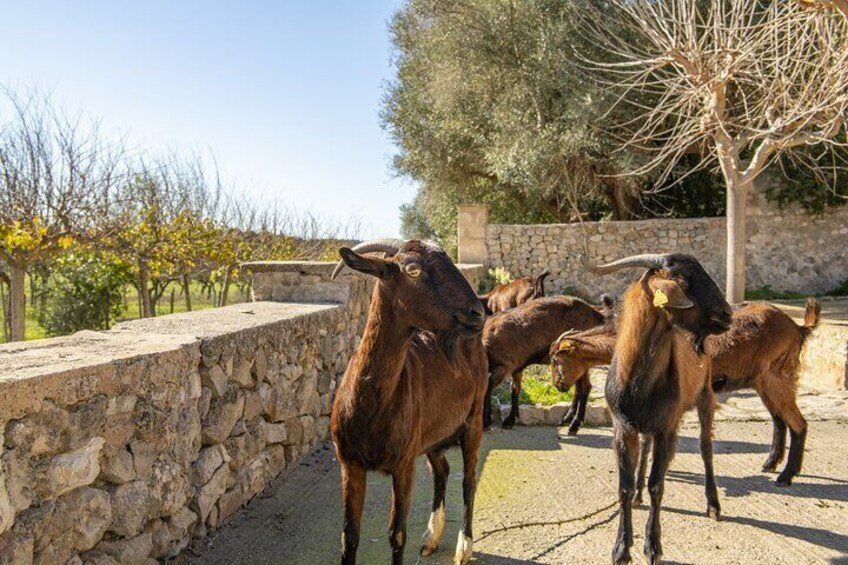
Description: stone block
xmin=47 ymin=437 xmax=105 ymax=498
xmin=108 ymin=481 xmax=152 ymax=538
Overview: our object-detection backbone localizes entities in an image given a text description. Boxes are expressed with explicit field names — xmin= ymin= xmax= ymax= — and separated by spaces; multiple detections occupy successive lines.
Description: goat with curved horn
xmin=331 ymin=238 xmax=405 ymax=280
xmin=580 ymin=253 xmax=667 ymax=274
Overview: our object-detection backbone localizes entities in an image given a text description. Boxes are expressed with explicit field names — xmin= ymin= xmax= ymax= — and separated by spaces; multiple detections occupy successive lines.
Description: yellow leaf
xmin=58 ymin=235 xmax=74 ymax=249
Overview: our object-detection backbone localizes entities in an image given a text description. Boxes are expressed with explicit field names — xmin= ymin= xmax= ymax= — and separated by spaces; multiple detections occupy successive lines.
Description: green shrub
xmin=745 ymin=286 xmax=807 ymax=301
xmin=44 ymin=253 xmax=133 ymax=336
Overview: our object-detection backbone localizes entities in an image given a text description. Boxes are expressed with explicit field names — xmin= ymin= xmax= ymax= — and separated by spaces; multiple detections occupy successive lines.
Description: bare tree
xmin=584 ymin=0 xmax=848 ymax=302
xmin=0 ymin=88 xmax=123 ymax=340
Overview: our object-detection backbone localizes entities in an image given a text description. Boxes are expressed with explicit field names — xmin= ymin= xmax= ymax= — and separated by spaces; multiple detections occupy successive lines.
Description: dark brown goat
xmin=479 ymin=270 xmax=549 ymax=314
xmin=482 ymin=295 xmax=606 ymax=429
xmin=330 ymin=239 xmax=488 ymax=565
xmin=588 ymin=253 xmax=733 ymax=565
xmin=550 ymin=299 xmax=820 ymax=486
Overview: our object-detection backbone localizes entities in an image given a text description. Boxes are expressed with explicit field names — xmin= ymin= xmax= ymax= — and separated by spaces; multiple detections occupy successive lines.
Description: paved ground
xmin=186 ymin=416 xmax=848 ymax=565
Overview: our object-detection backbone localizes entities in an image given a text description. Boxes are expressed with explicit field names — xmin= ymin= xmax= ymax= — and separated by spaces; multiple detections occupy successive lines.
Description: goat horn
xmin=555 ymin=329 xmax=579 ymax=342
xmin=581 ymin=253 xmax=667 ymax=274
xmin=331 ymin=238 xmax=405 ymax=280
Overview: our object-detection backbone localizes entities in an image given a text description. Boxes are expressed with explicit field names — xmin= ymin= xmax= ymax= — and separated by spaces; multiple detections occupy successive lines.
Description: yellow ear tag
xmin=558 ymin=340 xmax=573 ymax=352
xmin=653 ymin=288 xmax=669 ymax=309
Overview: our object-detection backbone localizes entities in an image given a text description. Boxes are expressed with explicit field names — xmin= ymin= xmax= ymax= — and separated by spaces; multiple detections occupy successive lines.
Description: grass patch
xmin=829 ymin=280 xmax=848 ymax=297
xmin=492 ymin=365 xmax=573 ymax=406
xmin=745 ymin=286 xmax=808 ymax=301
xmin=1 ymin=278 xmax=249 ymax=343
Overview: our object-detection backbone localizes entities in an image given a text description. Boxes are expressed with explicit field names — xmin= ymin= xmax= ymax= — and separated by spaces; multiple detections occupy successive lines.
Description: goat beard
xmin=436 ymin=330 xmax=460 ymax=363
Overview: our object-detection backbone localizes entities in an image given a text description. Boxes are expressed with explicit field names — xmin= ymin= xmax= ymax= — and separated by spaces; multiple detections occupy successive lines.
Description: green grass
xmin=493 ymin=365 xmax=573 ymax=406
xmin=0 ymin=278 xmax=249 ymax=343
xmin=745 ymin=286 xmax=808 ymax=301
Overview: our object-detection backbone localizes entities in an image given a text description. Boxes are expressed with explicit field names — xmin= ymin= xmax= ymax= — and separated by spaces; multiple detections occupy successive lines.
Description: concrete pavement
xmin=185 ymin=418 xmax=848 ymax=564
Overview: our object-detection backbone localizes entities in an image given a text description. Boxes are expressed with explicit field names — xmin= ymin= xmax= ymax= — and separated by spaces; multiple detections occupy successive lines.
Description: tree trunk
xmin=220 ymin=266 xmax=233 ymax=307
xmin=182 ymin=274 xmax=192 ymax=312
xmin=0 ymin=278 xmax=9 ymax=342
xmin=9 ymin=261 xmax=27 ymax=341
xmin=138 ymin=261 xmax=153 ymax=318
xmin=169 ymin=288 xmax=176 ymax=314
xmin=725 ymin=181 xmax=748 ymax=304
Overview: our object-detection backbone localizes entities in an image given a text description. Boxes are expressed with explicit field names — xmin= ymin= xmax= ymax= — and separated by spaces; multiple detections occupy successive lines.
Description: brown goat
xmin=479 ymin=270 xmax=549 ymax=314
xmin=330 ymin=239 xmax=488 ymax=565
xmin=588 ymin=253 xmax=733 ymax=565
xmin=482 ymin=295 xmax=606 ymax=429
xmin=550 ymin=299 xmax=820 ymax=486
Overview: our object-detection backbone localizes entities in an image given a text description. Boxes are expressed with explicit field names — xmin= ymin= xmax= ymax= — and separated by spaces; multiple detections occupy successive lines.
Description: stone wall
xmin=483 ymin=188 xmax=848 ymax=298
xmin=0 ymin=261 xmax=484 ymax=564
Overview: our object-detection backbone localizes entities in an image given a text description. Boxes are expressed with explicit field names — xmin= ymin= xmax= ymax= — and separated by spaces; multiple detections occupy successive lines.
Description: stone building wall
xmin=484 ymin=189 xmax=848 ymax=298
xmin=0 ymin=261 xmax=484 ymax=564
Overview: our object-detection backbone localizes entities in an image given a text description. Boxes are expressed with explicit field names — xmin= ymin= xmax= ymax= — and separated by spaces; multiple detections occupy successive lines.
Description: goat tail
xmin=800 ymin=297 xmax=821 ymax=341
xmin=534 ymin=270 xmax=550 ymax=297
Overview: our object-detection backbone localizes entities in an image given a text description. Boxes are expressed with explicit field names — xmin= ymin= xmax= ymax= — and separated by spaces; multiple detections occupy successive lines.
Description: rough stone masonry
xmin=476 ymin=182 xmax=848 ymax=298
xmin=0 ymin=260 xmax=483 ymax=564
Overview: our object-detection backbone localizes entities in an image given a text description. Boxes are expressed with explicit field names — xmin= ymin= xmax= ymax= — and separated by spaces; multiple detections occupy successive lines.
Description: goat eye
xmin=404 ymin=264 xmax=422 ymax=278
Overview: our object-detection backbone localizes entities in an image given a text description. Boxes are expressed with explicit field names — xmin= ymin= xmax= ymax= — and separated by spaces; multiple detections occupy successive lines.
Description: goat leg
xmin=340 ymin=462 xmax=367 ymax=565
xmin=560 ymin=392 xmax=579 ymax=426
xmin=455 ymin=423 xmax=481 ymax=565
xmin=502 ymin=371 xmax=523 ymax=429
xmin=611 ymin=424 xmax=639 ymax=565
xmin=761 ymin=414 xmax=787 ymax=473
xmin=697 ymin=392 xmax=721 ymax=519
xmin=644 ymin=431 xmax=675 ymax=565
xmin=568 ymin=373 xmax=592 ymax=436
xmin=482 ymin=378 xmax=494 ymax=430
xmin=776 ymin=399 xmax=808 ymax=487
xmin=421 ymin=452 xmax=449 ymax=556
xmin=389 ymin=465 xmax=415 ymax=565
xmin=633 ymin=434 xmax=652 ymax=506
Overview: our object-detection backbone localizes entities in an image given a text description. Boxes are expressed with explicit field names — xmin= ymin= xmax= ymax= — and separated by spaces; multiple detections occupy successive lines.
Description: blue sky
xmin=0 ymin=1 xmax=411 ymax=237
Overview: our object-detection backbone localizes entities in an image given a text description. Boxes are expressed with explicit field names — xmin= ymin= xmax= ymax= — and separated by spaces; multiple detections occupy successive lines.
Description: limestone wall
xmin=484 ymin=189 xmax=848 ymax=298
xmin=0 ymin=261 xmax=483 ymax=564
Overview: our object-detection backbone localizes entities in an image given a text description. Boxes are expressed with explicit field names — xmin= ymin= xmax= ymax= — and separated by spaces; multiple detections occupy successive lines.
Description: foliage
xmin=745 ymin=286 xmax=808 ymax=301
xmin=43 ymin=251 xmax=133 ymax=335
xmin=827 ymin=280 xmax=848 ymax=297
xmin=384 ymin=0 xmax=650 ymax=250
xmin=492 ymin=366 xmax=573 ymax=406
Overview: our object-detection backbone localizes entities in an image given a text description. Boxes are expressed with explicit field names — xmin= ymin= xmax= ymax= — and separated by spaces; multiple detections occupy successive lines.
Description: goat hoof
xmin=632 ymin=493 xmax=643 ymax=507
xmin=501 ymin=420 xmax=515 ymax=429
xmin=775 ymin=474 xmax=793 ymax=487
xmin=761 ymin=459 xmax=780 ymax=473
xmin=567 ymin=424 xmax=581 ymax=436
xmin=420 ymin=543 xmax=438 ymax=557
xmin=706 ymin=504 xmax=721 ymax=521
xmin=612 ymin=542 xmax=631 ymax=564
xmin=643 ymin=539 xmax=662 ymax=564
xmin=561 ymin=413 xmax=575 ymax=426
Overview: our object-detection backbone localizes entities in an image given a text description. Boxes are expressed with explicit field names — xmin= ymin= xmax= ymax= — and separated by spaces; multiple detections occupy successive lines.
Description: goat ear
xmin=648 ymin=278 xmax=693 ymax=309
xmin=338 ymin=247 xmax=398 ymax=279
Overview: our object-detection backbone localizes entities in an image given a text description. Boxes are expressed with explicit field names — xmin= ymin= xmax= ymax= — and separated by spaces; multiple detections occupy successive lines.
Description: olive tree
xmin=584 ymin=0 xmax=848 ymax=302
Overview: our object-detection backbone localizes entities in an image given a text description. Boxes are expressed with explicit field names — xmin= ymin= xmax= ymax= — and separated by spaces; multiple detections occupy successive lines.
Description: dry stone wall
xmin=485 ymin=188 xmax=848 ymax=298
xmin=0 ymin=261 xmax=483 ymax=564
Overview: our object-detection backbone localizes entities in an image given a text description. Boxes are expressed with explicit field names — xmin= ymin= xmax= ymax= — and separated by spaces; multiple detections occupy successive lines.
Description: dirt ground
xmin=186 ymin=419 xmax=848 ymax=565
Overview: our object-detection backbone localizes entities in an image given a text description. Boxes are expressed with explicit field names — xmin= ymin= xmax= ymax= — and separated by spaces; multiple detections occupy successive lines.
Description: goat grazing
xmin=482 ymin=295 xmax=606 ymax=430
xmin=586 ymin=253 xmax=733 ymax=565
xmin=550 ymin=299 xmax=820 ymax=486
xmin=479 ymin=270 xmax=549 ymax=314
xmin=330 ymin=239 xmax=488 ymax=565
xmin=549 ymin=322 xmax=617 ymax=432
